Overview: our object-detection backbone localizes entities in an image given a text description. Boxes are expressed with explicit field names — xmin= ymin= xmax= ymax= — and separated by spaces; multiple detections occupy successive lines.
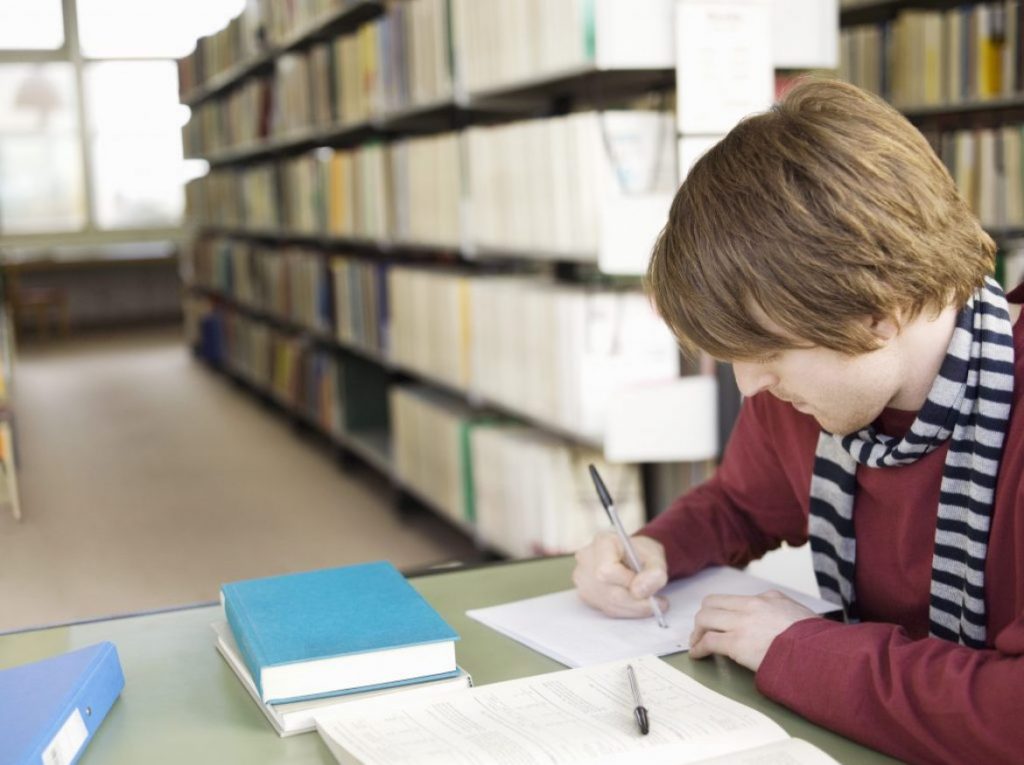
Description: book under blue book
xmin=0 ymin=641 xmax=125 ymax=765
xmin=221 ymin=560 xmax=460 ymax=704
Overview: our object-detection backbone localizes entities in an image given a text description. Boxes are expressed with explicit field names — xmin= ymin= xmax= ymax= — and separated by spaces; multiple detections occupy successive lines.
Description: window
xmin=0 ymin=64 xmax=86 ymax=233
xmin=77 ymin=0 xmax=244 ymax=59
xmin=0 ymin=0 xmax=64 ymax=51
xmin=0 ymin=0 xmax=241 ymax=240
xmin=85 ymin=61 xmax=190 ymax=228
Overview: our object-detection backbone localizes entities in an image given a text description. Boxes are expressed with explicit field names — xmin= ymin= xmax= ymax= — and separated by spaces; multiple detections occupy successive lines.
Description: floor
xmin=0 ymin=325 xmax=479 ymax=633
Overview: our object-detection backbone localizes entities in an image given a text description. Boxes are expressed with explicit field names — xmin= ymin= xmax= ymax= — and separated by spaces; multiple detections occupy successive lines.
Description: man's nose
xmin=732 ymin=361 xmax=779 ymax=398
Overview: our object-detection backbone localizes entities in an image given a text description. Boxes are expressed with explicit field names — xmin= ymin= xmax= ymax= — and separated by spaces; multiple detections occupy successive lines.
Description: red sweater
xmin=641 ymin=285 xmax=1024 ymax=765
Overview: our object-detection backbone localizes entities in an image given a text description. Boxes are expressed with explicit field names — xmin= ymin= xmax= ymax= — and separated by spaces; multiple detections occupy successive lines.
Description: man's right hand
xmin=572 ymin=531 xmax=669 ymax=618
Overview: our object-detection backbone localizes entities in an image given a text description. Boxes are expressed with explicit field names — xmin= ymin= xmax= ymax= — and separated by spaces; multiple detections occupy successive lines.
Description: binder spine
xmin=33 ymin=643 xmax=125 ymax=765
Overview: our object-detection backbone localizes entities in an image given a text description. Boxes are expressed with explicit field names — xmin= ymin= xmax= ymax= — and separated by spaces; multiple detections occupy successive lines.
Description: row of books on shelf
xmin=186 ymin=109 xmax=675 ymax=258
xmin=391 ymin=384 xmax=645 ymax=557
xmin=179 ymin=0 xmax=674 ymax=110
xmin=183 ymin=0 xmax=452 ymax=154
xmin=0 ymin=305 xmax=17 ymax=519
xmin=183 ymin=239 xmax=681 ymax=440
xmin=185 ymin=295 xmax=645 ymax=557
xmin=1003 ymin=238 xmax=1024 ymax=287
xmin=178 ymin=0 xmax=355 ymax=98
xmin=839 ymin=2 xmax=1024 ymax=109
xmin=923 ymin=123 xmax=1024 ymax=228
xmin=448 ymin=0 xmax=670 ymax=95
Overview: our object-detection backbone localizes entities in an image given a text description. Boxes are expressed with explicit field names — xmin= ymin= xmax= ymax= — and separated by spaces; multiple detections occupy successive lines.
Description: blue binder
xmin=0 ymin=641 xmax=125 ymax=765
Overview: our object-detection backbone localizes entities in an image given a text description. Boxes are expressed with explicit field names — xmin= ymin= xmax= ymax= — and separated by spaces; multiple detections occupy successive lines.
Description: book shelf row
xmin=178 ymin=0 xmax=382 ymax=104
xmin=183 ymin=0 xmax=452 ymax=156
xmin=182 ymin=236 xmax=681 ymax=444
xmin=179 ymin=0 xmax=675 ymax=116
xmin=0 ymin=302 xmax=18 ymax=521
xmin=921 ymin=123 xmax=1024 ymax=229
xmin=839 ymin=2 xmax=1024 ymax=112
xmin=184 ymin=295 xmax=644 ymax=558
xmin=185 ymin=109 xmax=675 ymax=268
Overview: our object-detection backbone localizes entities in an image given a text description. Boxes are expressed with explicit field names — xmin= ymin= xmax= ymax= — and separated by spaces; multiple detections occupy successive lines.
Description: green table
xmin=0 ymin=557 xmax=901 ymax=764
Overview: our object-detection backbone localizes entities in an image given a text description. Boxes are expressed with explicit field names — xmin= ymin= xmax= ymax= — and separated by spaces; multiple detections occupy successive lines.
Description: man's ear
xmin=867 ymin=314 xmax=900 ymax=343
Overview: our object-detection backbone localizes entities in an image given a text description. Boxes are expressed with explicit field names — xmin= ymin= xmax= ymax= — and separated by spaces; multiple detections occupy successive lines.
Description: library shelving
xmin=839 ymin=0 xmax=1024 ymax=269
xmin=0 ymin=278 xmax=20 ymax=522
xmin=180 ymin=0 xmax=787 ymax=554
xmin=179 ymin=1 xmax=385 ymax=108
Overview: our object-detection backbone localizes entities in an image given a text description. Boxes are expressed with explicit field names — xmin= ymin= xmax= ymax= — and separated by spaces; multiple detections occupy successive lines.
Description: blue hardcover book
xmin=0 ymin=642 xmax=125 ymax=765
xmin=221 ymin=561 xmax=459 ymax=704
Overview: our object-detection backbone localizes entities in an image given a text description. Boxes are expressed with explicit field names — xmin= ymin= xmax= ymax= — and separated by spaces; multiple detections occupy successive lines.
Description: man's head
xmin=648 ymin=78 xmax=995 ymax=434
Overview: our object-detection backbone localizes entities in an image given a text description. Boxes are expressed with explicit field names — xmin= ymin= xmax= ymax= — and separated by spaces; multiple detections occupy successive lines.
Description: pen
xmin=626 ymin=664 xmax=650 ymax=735
xmin=588 ymin=464 xmax=669 ymax=629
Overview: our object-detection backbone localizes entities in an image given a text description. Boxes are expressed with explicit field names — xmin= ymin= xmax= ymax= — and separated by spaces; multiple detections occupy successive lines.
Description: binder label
xmin=41 ymin=708 xmax=87 ymax=765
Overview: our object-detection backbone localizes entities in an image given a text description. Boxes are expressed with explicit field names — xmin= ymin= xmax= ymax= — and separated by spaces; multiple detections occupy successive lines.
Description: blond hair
xmin=647 ymin=78 xmax=995 ymax=359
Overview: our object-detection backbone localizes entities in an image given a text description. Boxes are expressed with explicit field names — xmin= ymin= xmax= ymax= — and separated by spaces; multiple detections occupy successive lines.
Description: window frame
xmin=0 ymin=0 xmax=185 ymax=251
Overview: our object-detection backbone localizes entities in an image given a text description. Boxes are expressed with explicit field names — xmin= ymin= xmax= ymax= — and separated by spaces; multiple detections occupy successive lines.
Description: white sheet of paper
xmin=466 ymin=566 xmax=839 ymax=667
xmin=316 ymin=655 xmax=792 ymax=765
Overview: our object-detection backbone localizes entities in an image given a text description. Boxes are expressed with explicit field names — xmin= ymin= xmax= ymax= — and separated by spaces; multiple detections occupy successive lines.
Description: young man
xmin=572 ymin=79 xmax=1024 ymax=765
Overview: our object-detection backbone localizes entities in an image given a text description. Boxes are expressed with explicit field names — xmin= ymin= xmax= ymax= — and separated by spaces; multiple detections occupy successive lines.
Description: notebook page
xmin=316 ymin=655 xmax=789 ymax=765
xmin=466 ymin=566 xmax=838 ymax=667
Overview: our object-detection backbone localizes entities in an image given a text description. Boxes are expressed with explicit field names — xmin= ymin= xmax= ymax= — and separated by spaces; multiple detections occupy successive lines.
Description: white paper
xmin=467 ymin=566 xmax=839 ymax=667
xmin=676 ymin=0 xmax=774 ymax=135
xmin=316 ymin=655 xmax=789 ymax=765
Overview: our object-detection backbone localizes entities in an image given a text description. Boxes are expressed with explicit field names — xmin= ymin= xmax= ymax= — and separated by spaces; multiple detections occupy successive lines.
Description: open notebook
xmin=315 ymin=655 xmax=840 ymax=765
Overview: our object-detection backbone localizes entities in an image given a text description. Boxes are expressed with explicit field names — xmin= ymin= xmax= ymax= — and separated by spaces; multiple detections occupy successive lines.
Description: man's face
xmin=732 ymin=342 xmax=902 ymax=435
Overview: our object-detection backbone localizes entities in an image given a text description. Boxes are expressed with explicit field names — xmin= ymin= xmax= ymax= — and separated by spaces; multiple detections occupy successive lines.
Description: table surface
xmin=0 ymin=557 xmax=903 ymax=764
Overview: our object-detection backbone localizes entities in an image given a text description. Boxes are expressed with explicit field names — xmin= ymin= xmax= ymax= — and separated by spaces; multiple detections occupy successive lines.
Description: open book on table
xmin=315 ymin=655 xmax=841 ymax=765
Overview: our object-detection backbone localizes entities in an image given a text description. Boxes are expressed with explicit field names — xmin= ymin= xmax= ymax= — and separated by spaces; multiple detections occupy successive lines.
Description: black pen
xmin=589 ymin=464 xmax=668 ymax=628
xmin=626 ymin=664 xmax=649 ymax=735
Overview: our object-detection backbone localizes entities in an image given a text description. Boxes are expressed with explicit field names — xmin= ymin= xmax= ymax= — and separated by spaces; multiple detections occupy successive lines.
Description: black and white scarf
xmin=809 ymin=276 xmax=1015 ymax=649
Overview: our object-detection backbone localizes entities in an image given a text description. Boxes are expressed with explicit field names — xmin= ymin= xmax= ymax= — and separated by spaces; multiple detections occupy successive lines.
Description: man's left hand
xmin=689 ymin=591 xmax=819 ymax=672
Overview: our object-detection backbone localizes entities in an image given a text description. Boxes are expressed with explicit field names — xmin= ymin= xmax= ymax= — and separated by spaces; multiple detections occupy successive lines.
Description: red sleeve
xmin=639 ymin=393 xmax=812 ymax=578
xmin=757 ymin=619 xmax=1024 ymax=765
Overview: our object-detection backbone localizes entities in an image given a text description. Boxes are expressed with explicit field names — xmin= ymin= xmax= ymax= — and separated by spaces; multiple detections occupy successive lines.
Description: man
xmin=572 ymin=78 xmax=1024 ymax=765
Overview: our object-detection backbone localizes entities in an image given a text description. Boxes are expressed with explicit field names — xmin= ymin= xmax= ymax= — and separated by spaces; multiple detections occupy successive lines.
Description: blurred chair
xmin=4 ymin=265 xmax=71 ymax=340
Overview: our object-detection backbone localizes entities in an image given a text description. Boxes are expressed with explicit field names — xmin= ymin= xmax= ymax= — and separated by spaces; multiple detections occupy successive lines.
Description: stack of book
xmin=388 ymin=267 xmax=473 ymax=391
xmin=177 ymin=3 xmax=263 ymax=97
xmin=470 ymin=426 xmax=644 ymax=558
xmin=466 ymin=110 xmax=676 ymax=258
xmin=330 ymin=256 xmax=390 ymax=356
xmin=390 ymin=385 xmax=497 ymax=526
xmin=450 ymin=0 xmax=675 ymax=95
xmin=923 ymin=125 xmax=1024 ymax=229
xmin=214 ymin=561 xmax=471 ymax=737
xmin=389 ymin=133 xmax=462 ymax=247
xmin=840 ymin=3 xmax=1024 ymax=107
xmin=467 ymin=277 xmax=680 ymax=439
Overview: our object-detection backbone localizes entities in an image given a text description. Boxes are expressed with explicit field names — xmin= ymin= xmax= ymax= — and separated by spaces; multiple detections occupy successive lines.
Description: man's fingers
xmin=604 ymin=586 xmax=661 ymax=618
xmin=693 ymin=606 xmax=742 ymax=634
xmin=690 ymin=628 xmax=733 ymax=660
xmin=592 ymin=531 xmax=623 ymax=562
xmin=700 ymin=593 xmax=764 ymax=612
xmin=630 ymin=567 xmax=668 ymax=599
xmin=700 ymin=591 xmax=792 ymax=612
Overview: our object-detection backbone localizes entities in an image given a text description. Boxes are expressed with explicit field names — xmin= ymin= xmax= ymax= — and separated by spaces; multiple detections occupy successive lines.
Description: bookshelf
xmin=839 ymin=0 xmax=1024 ymax=270
xmin=0 ymin=275 xmax=20 ymax=521
xmin=179 ymin=0 xmax=799 ymax=555
xmin=180 ymin=1 xmax=385 ymax=108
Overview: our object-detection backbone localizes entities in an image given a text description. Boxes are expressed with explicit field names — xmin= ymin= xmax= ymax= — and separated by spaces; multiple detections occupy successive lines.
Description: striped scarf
xmin=809 ymin=277 xmax=1015 ymax=649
